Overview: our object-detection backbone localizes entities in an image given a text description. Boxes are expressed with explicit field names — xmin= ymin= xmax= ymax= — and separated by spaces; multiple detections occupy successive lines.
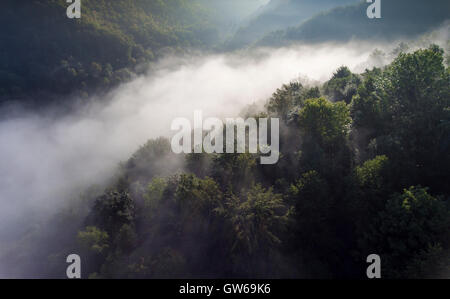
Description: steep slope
xmin=198 ymin=0 xmax=269 ymax=39
xmin=0 ymin=0 xmax=215 ymax=103
xmin=258 ymin=0 xmax=450 ymax=46
xmin=225 ymin=0 xmax=359 ymax=49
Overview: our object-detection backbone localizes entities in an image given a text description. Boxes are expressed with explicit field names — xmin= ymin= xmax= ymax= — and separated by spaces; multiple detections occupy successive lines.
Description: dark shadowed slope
xmin=0 ymin=0 xmax=216 ymax=104
xmin=226 ymin=0 xmax=360 ymax=49
xmin=258 ymin=0 xmax=450 ymax=46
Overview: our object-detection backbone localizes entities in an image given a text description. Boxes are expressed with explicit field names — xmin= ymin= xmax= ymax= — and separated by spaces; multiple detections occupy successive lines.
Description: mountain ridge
xmin=257 ymin=0 xmax=450 ymax=46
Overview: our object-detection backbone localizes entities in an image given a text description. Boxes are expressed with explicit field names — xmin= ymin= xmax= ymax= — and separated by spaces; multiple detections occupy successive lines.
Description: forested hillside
xmin=0 ymin=0 xmax=216 ymax=103
xmin=3 ymin=0 xmax=447 ymax=105
xmin=198 ymin=0 xmax=269 ymax=40
xmin=3 ymin=45 xmax=448 ymax=279
xmin=225 ymin=0 xmax=358 ymax=49
xmin=0 ymin=0 xmax=448 ymax=280
xmin=258 ymin=0 xmax=450 ymax=46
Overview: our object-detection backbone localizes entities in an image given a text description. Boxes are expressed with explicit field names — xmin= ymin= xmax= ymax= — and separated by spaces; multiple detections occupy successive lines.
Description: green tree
xmin=77 ymin=226 xmax=109 ymax=254
xmin=298 ymin=97 xmax=351 ymax=148
xmin=219 ymin=185 xmax=289 ymax=277
xmin=351 ymin=46 xmax=450 ymax=192
xmin=323 ymin=66 xmax=361 ymax=104
xmin=360 ymin=186 xmax=450 ymax=278
xmin=91 ymin=190 xmax=135 ymax=235
xmin=267 ymin=82 xmax=303 ymax=120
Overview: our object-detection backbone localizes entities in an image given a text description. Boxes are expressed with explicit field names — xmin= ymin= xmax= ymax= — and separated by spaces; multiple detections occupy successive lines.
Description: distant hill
xmin=198 ymin=0 xmax=269 ymax=40
xmin=225 ymin=0 xmax=359 ymax=49
xmin=0 ymin=0 xmax=216 ymax=103
xmin=257 ymin=0 xmax=450 ymax=46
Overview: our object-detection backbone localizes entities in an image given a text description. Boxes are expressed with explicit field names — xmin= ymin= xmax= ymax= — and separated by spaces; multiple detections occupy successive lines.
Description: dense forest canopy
xmin=0 ymin=0 xmax=449 ymax=280
xmin=0 ymin=0 xmax=218 ymax=103
xmin=2 ymin=0 xmax=448 ymax=104
xmin=1 ymin=45 xmax=448 ymax=279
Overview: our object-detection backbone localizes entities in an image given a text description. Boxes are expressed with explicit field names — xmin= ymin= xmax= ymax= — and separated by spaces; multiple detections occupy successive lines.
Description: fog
xmin=0 ymin=40 xmax=421 ymax=276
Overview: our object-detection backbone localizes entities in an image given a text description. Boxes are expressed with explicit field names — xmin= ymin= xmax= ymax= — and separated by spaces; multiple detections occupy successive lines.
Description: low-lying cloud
xmin=0 ymin=40 xmax=433 ymax=277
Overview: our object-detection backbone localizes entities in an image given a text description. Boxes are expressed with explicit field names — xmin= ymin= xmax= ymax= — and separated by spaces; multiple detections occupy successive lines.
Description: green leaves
xmin=91 ymin=190 xmax=135 ymax=235
xmin=361 ymin=186 xmax=450 ymax=278
xmin=356 ymin=155 xmax=389 ymax=189
xmin=0 ymin=0 xmax=216 ymax=99
xmin=267 ymin=81 xmax=303 ymax=120
xmin=226 ymin=185 xmax=287 ymax=253
xmin=351 ymin=45 xmax=450 ymax=192
xmin=324 ymin=66 xmax=361 ymax=104
xmin=24 ymin=44 xmax=449 ymax=279
xmin=77 ymin=226 xmax=109 ymax=254
xmin=298 ymin=97 xmax=351 ymax=147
